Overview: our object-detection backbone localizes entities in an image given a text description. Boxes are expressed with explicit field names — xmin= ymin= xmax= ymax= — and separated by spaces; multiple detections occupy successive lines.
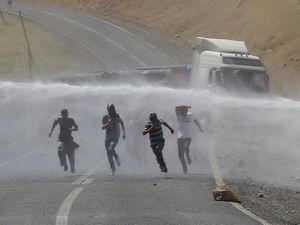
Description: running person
xmin=143 ymin=112 xmax=174 ymax=173
xmin=102 ymin=104 xmax=126 ymax=176
xmin=176 ymin=105 xmax=203 ymax=174
xmin=49 ymin=109 xmax=79 ymax=173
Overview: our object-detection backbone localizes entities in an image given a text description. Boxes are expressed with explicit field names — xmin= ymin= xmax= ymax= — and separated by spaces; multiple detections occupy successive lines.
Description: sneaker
xmin=111 ymin=169 xmax=116 ymax=176
xmin=160 ymin=166 xmax=168 ymax=173
xmin=115 ymin=158 xmax=121 ymax=167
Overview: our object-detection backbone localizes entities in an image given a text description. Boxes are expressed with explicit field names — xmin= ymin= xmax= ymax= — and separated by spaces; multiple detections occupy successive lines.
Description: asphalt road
xmin=0 ymin=2 xmax=274 ymax=225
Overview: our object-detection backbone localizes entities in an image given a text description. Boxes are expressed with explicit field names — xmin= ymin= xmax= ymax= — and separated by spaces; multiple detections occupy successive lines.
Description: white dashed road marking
xmin=55 ymin=187 xmax=84 ymax=225
xmin=82 ymin=178 xmax=94 ymax=185
xmin=72 ymin=167 xmax=98 ymax=185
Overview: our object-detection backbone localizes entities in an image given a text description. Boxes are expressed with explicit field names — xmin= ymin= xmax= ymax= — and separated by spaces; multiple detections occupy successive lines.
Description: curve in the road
xmin=40 ymin=10 xmax=147 ymax=67
xmin=85 ymin=14 xmax=180 ymax=65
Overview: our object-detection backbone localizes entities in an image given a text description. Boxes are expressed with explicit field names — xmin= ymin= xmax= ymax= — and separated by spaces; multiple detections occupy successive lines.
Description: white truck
xmin=190 ymin=37 xmax=269 ymax=93
xmin=55 ymin=37 xmax=269 ymax=93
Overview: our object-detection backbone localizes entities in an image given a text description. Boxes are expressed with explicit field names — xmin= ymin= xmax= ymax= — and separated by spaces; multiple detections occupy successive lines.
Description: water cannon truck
xmin=190 ymin=37 xmax=269 ymax=93
xmin=54 ymin=37 xmax=269 ymax=93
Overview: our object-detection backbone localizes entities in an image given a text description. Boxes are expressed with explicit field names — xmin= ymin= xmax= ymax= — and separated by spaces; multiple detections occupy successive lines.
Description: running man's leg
xmin=151 ymin=140 xmax=167 ymax=172
xmin=177 ymin=138 xmax=187 ymax=174
xmin=184 ymin=138 xmax=192 ymax=164
xmin=58 ymin=143 xmax=68 ymax=171
xmin=109 ymin=140 xmax=121 ymax=166
xmin=105 ymin=140 xmax=116 ymax=174
xmin=66 ymin=148 xmax=75 ymax=173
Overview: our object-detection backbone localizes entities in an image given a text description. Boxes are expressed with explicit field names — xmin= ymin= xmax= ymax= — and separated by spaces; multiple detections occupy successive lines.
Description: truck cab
xmin=191 ymin=37 xmax=269 ymax=93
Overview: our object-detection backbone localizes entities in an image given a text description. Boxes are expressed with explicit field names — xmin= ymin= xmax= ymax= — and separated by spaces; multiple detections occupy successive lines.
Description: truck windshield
xmin=219 ymin=68 xmax=268 ymax=93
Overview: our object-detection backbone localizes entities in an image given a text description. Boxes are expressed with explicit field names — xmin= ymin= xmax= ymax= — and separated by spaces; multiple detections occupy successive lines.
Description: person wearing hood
xmin=143 ymin=112 xmax=174 ymax=173
xmin=102 ymin=104 xmax=126 ymax=176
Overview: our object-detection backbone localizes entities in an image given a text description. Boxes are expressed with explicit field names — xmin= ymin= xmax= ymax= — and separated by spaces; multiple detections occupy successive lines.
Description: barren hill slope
xmin=21 ymin=0 xmax=300 ymax=96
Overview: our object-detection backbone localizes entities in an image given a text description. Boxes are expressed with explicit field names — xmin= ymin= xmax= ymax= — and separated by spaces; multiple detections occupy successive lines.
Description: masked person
xmin=143 ymin=112 xmax=174 ymax=173
xmin=49 ymin=109 xmax=79 ymax=173
xmin=102 ymin=104 xmax=126 ymax=176
xmin=176 ymin=105 xmax=204 ymax=174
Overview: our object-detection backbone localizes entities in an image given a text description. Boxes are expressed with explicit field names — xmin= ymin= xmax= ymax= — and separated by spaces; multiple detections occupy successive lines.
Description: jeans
xmin=58 ymin=142 xmax=75 ymax=172
xmin=151 ymin=139 xmax=166 ymax=169
xmin=105 ymin=139 xmax=119 ymax=171
xmin=177 ymin=138 xmax=192 ymax=173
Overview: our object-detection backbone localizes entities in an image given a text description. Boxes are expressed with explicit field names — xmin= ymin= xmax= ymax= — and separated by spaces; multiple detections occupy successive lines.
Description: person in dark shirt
xmin=49 ymin=109 xmax=79 ymax=173
xmin=102 ymin=104 xmax=126 ymax=176
xmin=143 ymin=112 xmax=174 ymax=173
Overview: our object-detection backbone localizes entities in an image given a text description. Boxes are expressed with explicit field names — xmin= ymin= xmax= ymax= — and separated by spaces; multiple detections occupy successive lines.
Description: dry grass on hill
xmin=0 ymin=11 xmax=98 ymax=80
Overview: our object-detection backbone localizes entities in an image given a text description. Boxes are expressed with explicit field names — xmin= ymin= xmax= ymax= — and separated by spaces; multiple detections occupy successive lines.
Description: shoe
xmin=116 ymin=158 xmax=121 ymax=167
xmin=160 ymin=166 xmax=168 ymax=173
xmin=111 ymin=169 xmax=116 ymax=176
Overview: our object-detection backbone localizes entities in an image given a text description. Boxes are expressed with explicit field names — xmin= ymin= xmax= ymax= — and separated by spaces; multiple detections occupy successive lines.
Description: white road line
xmin=82 ymin=178 xmax=94 ymax=184
xmin=231 ymin=203 xmax=272 ymax=225
xmin=72 ymin=167 xmax=98 ymax=185
xmin=55 ymin=187 xmax=84 ymax=225
xmin=208 ymin=137 xmax=224 ymax=186
xmin=41 ymin=10 xmax=147 ymax=67
xmin=86 ymin=14 xmax=180 ymax=65
xmin=0 ymin=7 xmax=111 ymax=71
xmin=208 ymin=113 xmax=272 ymax=225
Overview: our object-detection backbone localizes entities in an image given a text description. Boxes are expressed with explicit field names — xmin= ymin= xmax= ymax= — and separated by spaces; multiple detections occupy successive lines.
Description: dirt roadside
xmin=17 ymin=0 xmax=300 ymax=96
xmin=227 ymin=179 xmax=300 ymax=225
xmin=0 ymin=11 xmax=100 ymax=80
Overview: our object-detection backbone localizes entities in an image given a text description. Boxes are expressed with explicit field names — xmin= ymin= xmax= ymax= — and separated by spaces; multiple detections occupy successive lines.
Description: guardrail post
xmin=0 ymin=10 xmax=6 ymax=24
xmin=18 ymin=10 xmax=34 ymax=81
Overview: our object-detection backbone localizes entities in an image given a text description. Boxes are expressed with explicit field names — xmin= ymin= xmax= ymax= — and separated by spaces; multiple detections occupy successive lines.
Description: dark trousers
xmin=105 ymin=139 xmax=119 ymax=171
xmin=58 ymin=145 xmax=75 ymax=171
xmin=177 ymin=138 xmax=192 ymax=173
xmin=151 ymin=140 xmax=166 ymax=169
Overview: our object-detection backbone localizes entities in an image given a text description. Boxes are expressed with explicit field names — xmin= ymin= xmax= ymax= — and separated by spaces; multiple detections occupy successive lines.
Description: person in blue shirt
xmin=102 ymin=104 xmax=126 ymax=176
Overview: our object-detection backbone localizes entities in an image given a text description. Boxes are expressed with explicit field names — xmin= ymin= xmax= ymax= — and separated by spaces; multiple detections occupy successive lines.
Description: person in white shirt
xmin=175 ymin=105 xmax=203 ymax=174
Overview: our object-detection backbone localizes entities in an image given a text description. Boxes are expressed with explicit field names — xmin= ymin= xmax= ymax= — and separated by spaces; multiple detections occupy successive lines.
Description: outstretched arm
xmin=162 ymin=121 xmax=174 ymax=134
xmin=49 ymin=119 xmax=58 ymax=137
xmin=194 ymin=119 xmax=204 ymax=133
